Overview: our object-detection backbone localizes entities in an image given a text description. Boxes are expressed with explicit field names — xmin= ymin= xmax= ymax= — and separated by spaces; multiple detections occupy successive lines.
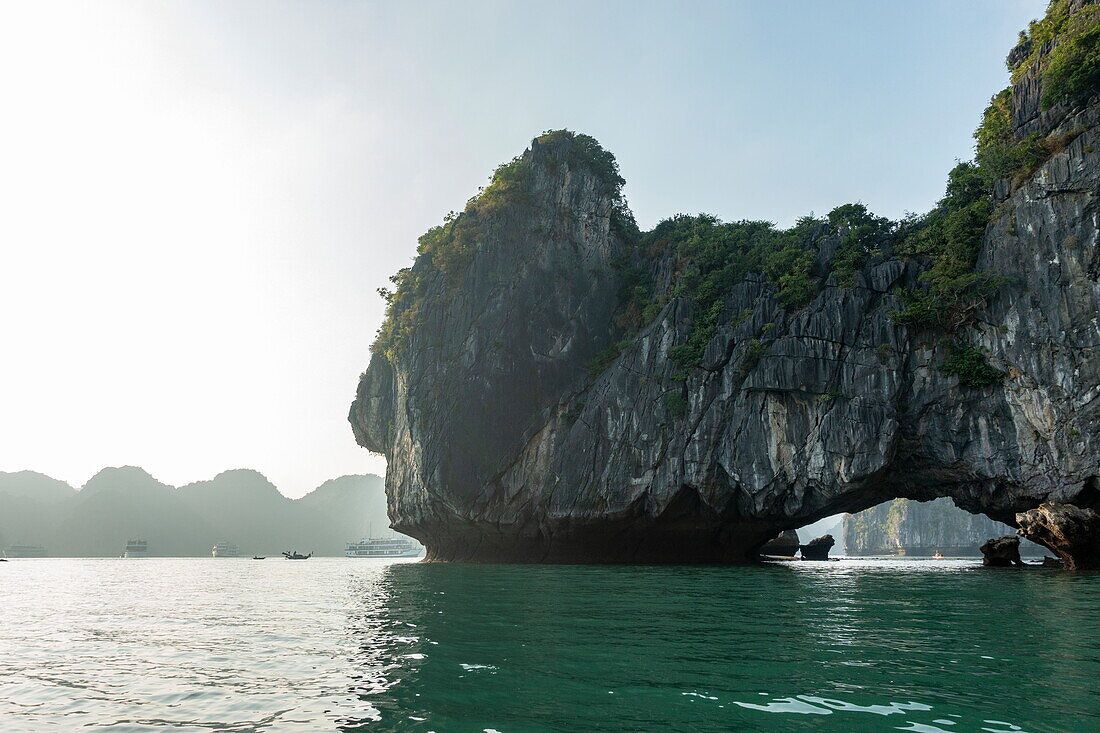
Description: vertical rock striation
xmin=351 ymin=133 xmax=630 ymax=559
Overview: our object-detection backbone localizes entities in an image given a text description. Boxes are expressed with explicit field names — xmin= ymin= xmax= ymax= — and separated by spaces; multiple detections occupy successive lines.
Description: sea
xmin=1 ymin=557 xmax=1097 ymax=732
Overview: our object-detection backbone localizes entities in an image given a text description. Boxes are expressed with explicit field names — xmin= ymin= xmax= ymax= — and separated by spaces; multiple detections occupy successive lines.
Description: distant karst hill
xmin=844 ymin=498 xmax=1045 ymax=557
xmin=0 ymin=468 xmax=398 ymax=557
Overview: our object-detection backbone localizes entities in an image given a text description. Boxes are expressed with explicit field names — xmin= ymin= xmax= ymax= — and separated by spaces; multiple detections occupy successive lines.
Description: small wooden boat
xmin=281 ymin=551 xmax=312 ymax=560
xmin=252 ymin=556 xmax=266 ymax=560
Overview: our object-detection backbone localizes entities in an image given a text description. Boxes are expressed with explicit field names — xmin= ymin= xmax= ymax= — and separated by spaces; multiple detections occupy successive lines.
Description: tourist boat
xmin=345 ymin=536 xmax=422 ymax=558
xmin=211 ymin=541 xmax=239 ymax=558
xmin=2 ymin=545 xmax=47 ymax=558
xmin=123 ymin=539 xmax=148 ymax=558
xmin=933 ymin=551 xmax=945 ymax=559
xmin=281 ymin=550 xmax=312 ymax=560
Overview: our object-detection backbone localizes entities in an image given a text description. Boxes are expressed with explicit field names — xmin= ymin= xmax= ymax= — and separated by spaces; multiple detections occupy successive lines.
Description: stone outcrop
xmin=351 ymin=9 xmax=1100 ymax=565
xmin=799 ymin=535 xmax=835 ymax=561
xmin=759 ymin=530 xmax=800 ymax=557
xmin=979 ymin=535 xmax=1026 ymax=567
xmin=1016 ymin=503 xmax=1100 ymax=570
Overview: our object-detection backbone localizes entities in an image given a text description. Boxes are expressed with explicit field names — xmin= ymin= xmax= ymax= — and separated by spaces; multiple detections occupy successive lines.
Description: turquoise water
xmin=1 ymin=558 xmax=1097 ymax=732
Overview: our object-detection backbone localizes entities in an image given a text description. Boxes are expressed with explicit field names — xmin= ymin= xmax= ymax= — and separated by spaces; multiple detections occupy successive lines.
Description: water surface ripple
xmin=1 ymin=557 xmax=1097 ymax=731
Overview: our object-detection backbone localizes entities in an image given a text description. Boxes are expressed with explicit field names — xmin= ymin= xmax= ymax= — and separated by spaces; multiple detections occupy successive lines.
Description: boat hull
xmin=345 ymin=548 xmax=422 ymax=558
xmin=3 ymin=546 xmax=47 ymax=558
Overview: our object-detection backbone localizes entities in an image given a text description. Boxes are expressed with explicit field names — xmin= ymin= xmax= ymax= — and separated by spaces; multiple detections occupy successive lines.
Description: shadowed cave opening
xmin=405 ymin=475 xmax=1100 ymax=567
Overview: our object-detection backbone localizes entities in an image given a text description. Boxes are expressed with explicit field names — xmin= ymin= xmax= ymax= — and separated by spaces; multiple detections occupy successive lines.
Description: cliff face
xmin=352 ymin=133 xmax=630 ymax=558
xmin=352 ymin=6 xmax=1100 ymax=564
xmin=844 ymin=498 xmax=1044 ymax=556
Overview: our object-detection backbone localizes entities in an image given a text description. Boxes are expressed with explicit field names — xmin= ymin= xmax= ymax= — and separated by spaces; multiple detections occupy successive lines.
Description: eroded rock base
xmin=1016 ymin=503 xmax=1100 ymax=570
xmin=407 ymin=518 xmax=784 ymax=564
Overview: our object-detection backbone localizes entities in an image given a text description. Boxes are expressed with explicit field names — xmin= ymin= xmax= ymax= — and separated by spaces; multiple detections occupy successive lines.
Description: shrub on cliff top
xmin=828 ymin=203 xmax=894 ymax=287
xmin=1043 ymin=24 xmax=1100 ymax=108
xmin=533 ymin=130 xmax=637 ymax=239
xmin=1009 ymin=0 xmax=1090 ymax=79
xmin=890 ymin=77 xmax=1068 ymax=332
xmin=892 ymin=161 xmax=1001 ymax=330
xmin=535 ymin=129 xmax=625 ymax=193
xmin=625 ymin=206 xmax=895 ymax=370
xmin=1008 ymin=0 xmax=1100 ymax=108
xmin=372 ymin=132 xmax=628 ymax=357
xmin=630 ymin=213 xmax=824 ymax=369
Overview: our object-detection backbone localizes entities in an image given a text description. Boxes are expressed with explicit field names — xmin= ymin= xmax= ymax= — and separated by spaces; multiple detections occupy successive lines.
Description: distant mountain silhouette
xmin=0 ymin=470 xmax=77 ymax=503
xmin=52 ymin=467 xmax=217 ymax=556
xmin=177 ymin=469 xmax=297 ymax=556
xmin=296 ymin=475 xmax=392 ymax=555
xmin=0 ymin=468 xmax=397 ymax=557
xmin=0 ymin=471 xmax=79 ymax=549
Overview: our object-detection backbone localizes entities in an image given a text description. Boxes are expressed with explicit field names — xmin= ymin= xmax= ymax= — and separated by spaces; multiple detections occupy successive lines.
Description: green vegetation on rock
xmin=1009 ymin=0 xmax=1100 ymax=108
xmin=371 ymin=3 xmax=1097 ymax=375
xmin=937 ymin=344 xmax=1007 ymax=388
xmin=828 ymin=204 xmax=894 ymax=287
xmin=613 ymin=200 xmax=897 ymax=371
xmin=627 ymin=213 xmax=834 ymax=369
xmin=890 ymin=2 xmax=1096 ymax=331
xmin=890 ymin=160 xmax=1000 ymax=331
xmin=890 ymin=83 xmax=1081 ymax=331
xmin=587 ymin=339 xmax=633 ymax=378
xmin=373 ymin=130 xmax=629 ymax=358
xmin=663 ymin=391 xmax=688 ymax=419
xmin=1043 ymin=24 xmax=1100 ymax=107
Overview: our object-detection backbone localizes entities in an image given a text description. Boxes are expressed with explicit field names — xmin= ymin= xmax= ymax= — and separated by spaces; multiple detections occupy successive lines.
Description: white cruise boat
xmin=211 ymin=541 xmax=239 ymax=558
xmin=123 ymin=539 xmax=148 ymax=558
xmin=345 ymin=536 xmax=421 ymax=558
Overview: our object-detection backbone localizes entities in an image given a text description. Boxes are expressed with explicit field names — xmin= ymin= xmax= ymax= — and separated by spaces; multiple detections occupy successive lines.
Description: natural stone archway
xmin=350 ymin=6 xmax=1100 ymax=568
xmin=350 ymin=115 xmax=1099 ymax=565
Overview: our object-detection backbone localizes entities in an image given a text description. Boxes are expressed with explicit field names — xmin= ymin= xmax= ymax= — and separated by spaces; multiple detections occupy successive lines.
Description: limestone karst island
xmin=4 ymin=1 xmax=1100 ymax=731
xmin=351 ymin=1 xmax=1100 ymax=569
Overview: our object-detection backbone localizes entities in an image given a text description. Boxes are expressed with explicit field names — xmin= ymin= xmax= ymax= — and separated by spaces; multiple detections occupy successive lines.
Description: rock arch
xmin=350 ymin=8 xmax=1100 ymax=568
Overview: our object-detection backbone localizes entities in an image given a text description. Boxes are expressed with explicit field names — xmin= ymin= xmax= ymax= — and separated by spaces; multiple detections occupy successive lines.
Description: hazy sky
xmin=0 ymin=0 xmax=1044 ymax=497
